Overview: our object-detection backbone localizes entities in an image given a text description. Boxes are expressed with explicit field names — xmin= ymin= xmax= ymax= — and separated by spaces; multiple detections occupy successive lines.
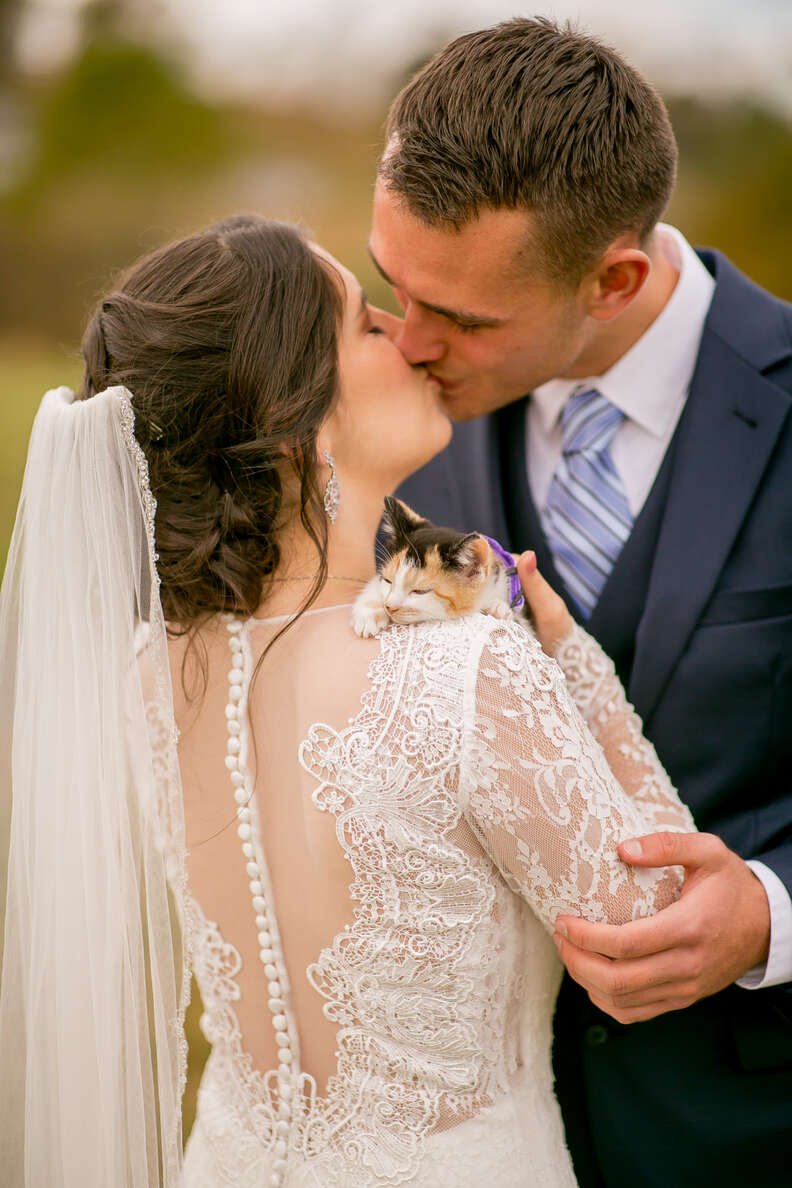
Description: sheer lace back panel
xmin=168 ymin=607 xmax=693 ymax=1186
xmin=171 ymin=605 xmax=381 ymax=1097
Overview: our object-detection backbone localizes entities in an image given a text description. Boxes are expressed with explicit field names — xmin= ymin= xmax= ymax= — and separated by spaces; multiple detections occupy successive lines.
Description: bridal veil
xmin=0 ymin=387 xmax=188 ymax=1186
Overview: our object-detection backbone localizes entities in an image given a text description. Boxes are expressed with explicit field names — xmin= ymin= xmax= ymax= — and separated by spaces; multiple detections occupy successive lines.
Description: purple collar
xmin=481 ymin=535 xmax=524 ymax=611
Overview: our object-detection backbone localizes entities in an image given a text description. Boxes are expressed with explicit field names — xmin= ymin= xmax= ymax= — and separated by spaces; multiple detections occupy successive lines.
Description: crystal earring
xmin=322 ymin=450 xmax=340 ymax=523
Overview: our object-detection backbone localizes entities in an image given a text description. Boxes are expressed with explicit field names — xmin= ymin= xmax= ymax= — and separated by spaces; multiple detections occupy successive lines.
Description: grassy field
xmin=183 ymin=981 xmax=211 ymax=1140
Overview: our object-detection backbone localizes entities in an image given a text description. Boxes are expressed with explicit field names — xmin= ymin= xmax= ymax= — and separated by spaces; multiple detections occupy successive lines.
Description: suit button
xmin=584 ymin=1024 xmax=609 ymax=1047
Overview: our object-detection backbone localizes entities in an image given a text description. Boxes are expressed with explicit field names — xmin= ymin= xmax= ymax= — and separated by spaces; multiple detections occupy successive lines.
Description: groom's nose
xmin=392 ymin=305 xmax=446 ymax=366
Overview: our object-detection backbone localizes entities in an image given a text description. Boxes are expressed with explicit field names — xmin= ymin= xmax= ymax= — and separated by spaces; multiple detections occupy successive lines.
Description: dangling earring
xmin=322 ymin=450 xmax=340 ymax=523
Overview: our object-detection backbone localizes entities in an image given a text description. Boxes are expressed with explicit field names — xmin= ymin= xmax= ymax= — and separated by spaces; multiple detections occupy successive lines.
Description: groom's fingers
xmin=554 ymin=898 xmax=687 ymax=961
xmin=586 ymin=994 xmax=685 ymax=1025
xmin=517 ymin=551 xmax=572 ymax=653
xmin=554 ymin=937 xmax=683 ymax=1000
xmin=514 ymin=548 xmax=536 ymax=577
xmin=556 ymin=941 xmax=703 ymax=1021
xmin=616 ymin=829 xmax=726 ymax=872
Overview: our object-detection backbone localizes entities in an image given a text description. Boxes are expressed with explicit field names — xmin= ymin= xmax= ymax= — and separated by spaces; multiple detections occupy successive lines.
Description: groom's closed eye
xmin=366 ymin=246 xmax=505 ymax=332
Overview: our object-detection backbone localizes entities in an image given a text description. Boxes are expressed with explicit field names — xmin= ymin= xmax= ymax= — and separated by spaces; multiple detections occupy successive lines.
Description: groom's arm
xmin=515 ymin=549 xmax=789 ymax=1015
xmin=552 ymin=831 xmax=783 ymax=1023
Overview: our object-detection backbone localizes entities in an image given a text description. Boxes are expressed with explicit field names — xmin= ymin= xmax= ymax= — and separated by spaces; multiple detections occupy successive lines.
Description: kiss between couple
xmin=1 ymin=17 xmax=791 ymax=1188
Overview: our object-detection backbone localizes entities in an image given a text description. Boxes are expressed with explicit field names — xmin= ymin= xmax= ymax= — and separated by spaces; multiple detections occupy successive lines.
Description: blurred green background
xmin=3 ymin=1 xmax=792 ymax=574
xmin=1 ymin=0 xmax=791 ymax=1136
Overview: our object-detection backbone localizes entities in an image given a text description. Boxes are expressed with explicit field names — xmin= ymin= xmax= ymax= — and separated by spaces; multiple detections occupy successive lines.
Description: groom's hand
xmin=553 ymin=832 xmax=772 ymax=1023
xmin=516 ymin=551 xmax=573 ymax=654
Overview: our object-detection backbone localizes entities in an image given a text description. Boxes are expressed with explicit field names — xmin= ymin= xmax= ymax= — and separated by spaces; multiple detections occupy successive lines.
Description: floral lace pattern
xmin=460 ymin=621 xmax=692 ymax=932
xmin=181 ymin=894 xmax=284 ymax=1185
xmin=296 ymin=624 xmax=505 ymax=1181
xmin=553 ymin=625 xmax=696 ymax=835
xmin=173 ymin=614 xmax=694 ymax=1187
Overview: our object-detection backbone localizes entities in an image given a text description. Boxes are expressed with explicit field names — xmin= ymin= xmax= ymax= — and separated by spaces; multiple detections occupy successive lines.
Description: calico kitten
xmin=351 ymin=497 xmax=524 ymax=638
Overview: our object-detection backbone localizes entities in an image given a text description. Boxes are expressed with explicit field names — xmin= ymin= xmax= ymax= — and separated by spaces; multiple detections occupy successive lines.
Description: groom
xmin=371 ymin=18 xmax=792 ymax=1187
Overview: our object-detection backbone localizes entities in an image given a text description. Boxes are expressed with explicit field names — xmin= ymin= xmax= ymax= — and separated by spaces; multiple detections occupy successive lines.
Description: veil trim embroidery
xmin=115 ymin=384 xmax=190 ymax=1169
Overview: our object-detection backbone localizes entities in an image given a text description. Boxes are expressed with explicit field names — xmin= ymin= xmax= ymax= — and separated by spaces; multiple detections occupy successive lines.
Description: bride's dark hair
xmin=79 ymin=215 xmax=343 ymax=625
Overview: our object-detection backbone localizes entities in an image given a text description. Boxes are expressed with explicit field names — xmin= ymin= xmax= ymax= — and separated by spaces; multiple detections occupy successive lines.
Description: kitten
xmin=351 ymin=497 xmax=525 ymax=638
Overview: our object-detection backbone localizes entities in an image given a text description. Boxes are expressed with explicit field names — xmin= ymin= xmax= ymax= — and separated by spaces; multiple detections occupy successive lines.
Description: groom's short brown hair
xmin=380 ymin=18 xmax=677 ymax=286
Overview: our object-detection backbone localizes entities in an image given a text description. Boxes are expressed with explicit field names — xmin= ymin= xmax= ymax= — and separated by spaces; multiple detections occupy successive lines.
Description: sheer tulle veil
xmin=0 ymin=386 xmax=188 ymax=1186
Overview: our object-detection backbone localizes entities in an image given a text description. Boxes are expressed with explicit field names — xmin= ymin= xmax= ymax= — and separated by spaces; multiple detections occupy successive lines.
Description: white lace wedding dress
xmin=153 ymin=605 xmax=693 ymax=1187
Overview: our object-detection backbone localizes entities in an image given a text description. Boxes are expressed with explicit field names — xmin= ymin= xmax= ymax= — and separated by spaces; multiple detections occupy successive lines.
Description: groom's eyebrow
xmin=367 ymin=246 xmax=505 ymax=328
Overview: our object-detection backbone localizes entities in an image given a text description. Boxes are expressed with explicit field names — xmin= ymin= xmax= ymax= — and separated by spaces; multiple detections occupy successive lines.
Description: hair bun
xmin=77 ymin=217 xmax=343 ymax=623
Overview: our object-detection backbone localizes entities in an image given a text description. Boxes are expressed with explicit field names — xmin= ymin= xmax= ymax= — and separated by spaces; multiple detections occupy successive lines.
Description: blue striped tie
xmin=542 ymin=388 xmax=633 ymax=618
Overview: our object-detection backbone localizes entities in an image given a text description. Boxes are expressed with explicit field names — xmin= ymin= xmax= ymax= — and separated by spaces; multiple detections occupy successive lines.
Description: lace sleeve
xmin=552 ymin=624 xmax=695 ymax=834
xmin=460 ymin=620 xmax=693 ymax=933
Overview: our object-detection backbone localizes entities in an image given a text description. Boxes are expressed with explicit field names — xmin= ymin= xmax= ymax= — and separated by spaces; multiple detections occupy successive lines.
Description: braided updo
xmin=79 ymin=215 xmax=343 ymax=625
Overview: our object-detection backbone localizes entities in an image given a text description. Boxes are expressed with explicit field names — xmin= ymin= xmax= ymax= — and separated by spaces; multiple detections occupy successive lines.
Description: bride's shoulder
xmin=408 ymin=614 xmax=558 ymax=692
xmin=397 ymin=611 xmax=545 ymax=664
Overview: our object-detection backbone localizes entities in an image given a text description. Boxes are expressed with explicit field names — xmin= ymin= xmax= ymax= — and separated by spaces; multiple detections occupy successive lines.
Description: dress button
xmin=584 ymin=1024 xmax=609 ymax=1047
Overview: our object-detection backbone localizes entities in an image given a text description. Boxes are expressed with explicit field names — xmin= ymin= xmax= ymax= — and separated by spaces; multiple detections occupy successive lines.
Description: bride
xmin=0 ymin=215 xmax=694 ymax=1187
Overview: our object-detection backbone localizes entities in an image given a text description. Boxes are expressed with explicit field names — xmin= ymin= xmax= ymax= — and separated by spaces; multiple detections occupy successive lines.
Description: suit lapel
xmin=490 ymin=249 xmax=792 ymax=725
xmin=629 ymin=329 xmax=792 ymax=720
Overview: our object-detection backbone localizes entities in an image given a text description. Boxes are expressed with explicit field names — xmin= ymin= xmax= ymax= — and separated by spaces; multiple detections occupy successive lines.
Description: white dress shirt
xmin=528 ymin=224 xmax=792 ymax=989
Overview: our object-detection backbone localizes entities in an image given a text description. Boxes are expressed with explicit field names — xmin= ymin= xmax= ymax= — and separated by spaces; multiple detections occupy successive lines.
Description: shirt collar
xmin=532 ymin=225 xmax=716 ymax=438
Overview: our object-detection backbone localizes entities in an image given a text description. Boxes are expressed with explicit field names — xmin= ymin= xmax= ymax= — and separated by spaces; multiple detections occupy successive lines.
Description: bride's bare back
xmin=173 ymin=606 xmax=381 ymax=1095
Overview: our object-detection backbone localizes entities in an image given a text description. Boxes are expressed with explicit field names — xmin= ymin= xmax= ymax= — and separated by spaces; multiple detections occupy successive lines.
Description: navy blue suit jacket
xmin=398 ymin=250 xmax=792 ymax=1186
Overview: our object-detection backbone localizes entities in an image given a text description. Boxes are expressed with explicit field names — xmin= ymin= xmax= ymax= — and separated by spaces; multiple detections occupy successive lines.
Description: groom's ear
xmin=586 ymin=244 xmax=650 ymax=322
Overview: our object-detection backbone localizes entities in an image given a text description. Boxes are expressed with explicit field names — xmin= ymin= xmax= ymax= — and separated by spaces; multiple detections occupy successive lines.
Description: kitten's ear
xmin=452 ymin=534 xmax=490 ymax=583
xmin=382 ymin=496 xmax=427 ymax=541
